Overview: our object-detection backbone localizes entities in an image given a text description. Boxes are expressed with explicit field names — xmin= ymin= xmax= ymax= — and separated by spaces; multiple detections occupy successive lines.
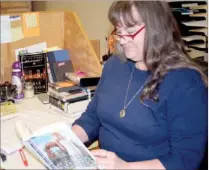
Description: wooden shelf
xmin=0 ymin=1 xmax=31 ymax=14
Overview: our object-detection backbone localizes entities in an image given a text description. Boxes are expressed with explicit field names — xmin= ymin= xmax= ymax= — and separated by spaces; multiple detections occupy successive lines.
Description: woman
xmin=72 ymin=1 xmax=208 ymax=169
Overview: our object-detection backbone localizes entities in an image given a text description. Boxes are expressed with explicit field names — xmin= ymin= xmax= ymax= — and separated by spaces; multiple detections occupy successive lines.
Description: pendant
xmin=120 ymin=109 xmax=126 ymax=118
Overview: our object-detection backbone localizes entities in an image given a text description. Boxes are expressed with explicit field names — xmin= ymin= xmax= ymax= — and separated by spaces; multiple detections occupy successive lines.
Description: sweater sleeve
xmin=158 ymin=79 xmax=208 ymax=170
xmin=72 ymin=62 xmax=109 ymax=142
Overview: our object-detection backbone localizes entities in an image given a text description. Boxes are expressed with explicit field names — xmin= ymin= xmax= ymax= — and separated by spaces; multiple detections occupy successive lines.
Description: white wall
xmin=32 ymin=1 xmax=114 ymax=60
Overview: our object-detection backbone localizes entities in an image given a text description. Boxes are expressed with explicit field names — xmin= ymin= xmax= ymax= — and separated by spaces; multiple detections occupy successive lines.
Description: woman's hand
xmin=91 ymin=149 xmax=128 ymax=169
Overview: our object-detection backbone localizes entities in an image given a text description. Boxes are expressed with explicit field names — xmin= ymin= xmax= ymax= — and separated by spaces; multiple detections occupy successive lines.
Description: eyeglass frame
xmin=112 ymin=25 xmax=145 ymax=40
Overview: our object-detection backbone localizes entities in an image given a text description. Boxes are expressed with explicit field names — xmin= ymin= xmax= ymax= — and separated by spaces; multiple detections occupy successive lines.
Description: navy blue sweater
xmin=73 ymin=56 xmax=208 ymax=170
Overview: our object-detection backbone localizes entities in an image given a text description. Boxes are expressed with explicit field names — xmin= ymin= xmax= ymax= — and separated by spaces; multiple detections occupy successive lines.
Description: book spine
xmin=65 ymin=72 xmax=81 ymax=85
xmin=49 ymin=63 xmax=57 ymax=82
xmin=49 ymin=96 xmax=68 ymax=112
xmin=67 ymin=95 xmax=89 ymax=104
xmin=47 ymin=87 xmax=63 ymax=100
xmin=46 ymin=62 xmax=54 ymax=83
xmin=48 ymin=86 xmax=89 ymax=102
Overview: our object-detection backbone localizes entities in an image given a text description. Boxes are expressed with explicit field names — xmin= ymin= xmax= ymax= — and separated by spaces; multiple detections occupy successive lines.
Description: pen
xmin=19 ymin=149 xmax=28 ymax=166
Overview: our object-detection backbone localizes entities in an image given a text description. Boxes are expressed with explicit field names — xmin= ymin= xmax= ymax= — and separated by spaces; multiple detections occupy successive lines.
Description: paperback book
xmin=15 ymin=121 xmax=101 ymax=169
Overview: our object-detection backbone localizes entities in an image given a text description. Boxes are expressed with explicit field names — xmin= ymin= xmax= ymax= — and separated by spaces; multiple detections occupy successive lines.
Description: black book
xmin=50 ymin=60 xmax=74 ymax=82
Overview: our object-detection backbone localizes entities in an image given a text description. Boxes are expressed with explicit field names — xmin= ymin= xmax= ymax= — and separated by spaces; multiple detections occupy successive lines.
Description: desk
xmin=1 ymin=96 xmax=89 ymax=169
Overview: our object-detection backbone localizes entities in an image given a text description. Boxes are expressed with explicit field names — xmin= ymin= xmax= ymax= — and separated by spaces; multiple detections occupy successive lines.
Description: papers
xmin=25 ymin=13 xmax=38 ymax=29
xmin=11 ymin=26 xmax=24 ymax=42
xmin=187 ymin=48 xmax=207 ymax=59
xmin=15 ymin=42 xmax=47 ymax=61
xmin=182 ymin=35 xmax=206 ymax=42
xmin=1 ymin=109 xmax=75 ymax=155
xmin=0 ymin=12 xmax=40 ymax=44
xmin=22 ymin=12 xmax=40 ymax=37
xmin=1 ymin=120 xmax=23 ymax=155
xmin=182 ymin=20 xmax=207 ymax=27
xmin=25 ymin=42 xmax=47 ymax=53
xmin=182 ymin=3 xmax=198 ymax=7
xmin=10 ymin=15 xmax=24 ymax=42
xmin=190 ymin=28 xmax=208 ymax=36
xmin=43 ymin=46 xmax=62 ymax=52
xmin=0 ymin=101 xmax=18 ymax=121
xmin=0 ymin=15 xmax=26 ymax=43
xmin=0 ymin=16 xmax=12 ymax=43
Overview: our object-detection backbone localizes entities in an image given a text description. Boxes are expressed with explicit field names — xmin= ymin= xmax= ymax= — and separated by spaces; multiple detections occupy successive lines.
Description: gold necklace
xmin=120 ymin=67 xmax=150 ymax=118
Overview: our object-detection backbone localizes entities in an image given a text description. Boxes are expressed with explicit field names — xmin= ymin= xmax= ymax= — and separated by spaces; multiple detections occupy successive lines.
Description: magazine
xmin=15 ymin=121 xmax=100 ymax=169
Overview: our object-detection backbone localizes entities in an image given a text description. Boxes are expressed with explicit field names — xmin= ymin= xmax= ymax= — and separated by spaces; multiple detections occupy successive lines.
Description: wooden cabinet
xmin=0 ymin=1 xmax=31 ymax=14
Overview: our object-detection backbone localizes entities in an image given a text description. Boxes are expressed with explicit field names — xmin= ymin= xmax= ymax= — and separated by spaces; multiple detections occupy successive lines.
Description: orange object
xmin=19 ymin=149 xmax=28 ymax=166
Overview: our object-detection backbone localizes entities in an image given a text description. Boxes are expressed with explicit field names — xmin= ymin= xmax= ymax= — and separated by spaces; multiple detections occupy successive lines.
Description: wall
xmin=32 ymin=1 xmax=114 ymax=60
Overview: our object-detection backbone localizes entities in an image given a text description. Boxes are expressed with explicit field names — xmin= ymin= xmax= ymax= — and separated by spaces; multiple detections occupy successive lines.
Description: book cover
xmin=47 ymin=50 xmax=70 ymax=63
xmin=48 ymin=81 xmax=80 ymax=93
xmin=65 ymin=71 xmax=100 ymax=87
xmin=49 ymin=95 xmax=68 ymax=112
xmin=15 ymin=121 xmax=100 ymax=169
xmin=50 ymin=60 xmax=74 ymax=82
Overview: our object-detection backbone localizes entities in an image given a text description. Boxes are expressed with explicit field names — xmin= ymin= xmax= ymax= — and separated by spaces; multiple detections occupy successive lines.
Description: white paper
xmin=182 ymin=3 xmax=198 ymax=7
xmin=27 ymin=42 xmax=47 ymax=53
xmin=25 ymin=13 xmax=38 ymax=29
xmin=182 ymin=20 xmax=207 ymax=27
xmin=15 ymin=42 xmax=47 ymax=61
xmin=0 ymin=16 xmax=12 ymax=43
xmin=1 ymin=109 xmax=74 ymax=155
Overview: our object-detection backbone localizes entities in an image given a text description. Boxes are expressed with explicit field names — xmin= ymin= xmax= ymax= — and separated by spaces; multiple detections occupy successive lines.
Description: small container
xmin=24 ymin=82 xmax=34 ymax=98
xmin=12 ymin=61 xmax=24 ymax=99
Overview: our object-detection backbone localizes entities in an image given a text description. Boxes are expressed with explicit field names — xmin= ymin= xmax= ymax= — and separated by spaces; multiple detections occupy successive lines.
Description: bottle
xmin=11 ymin=61 xmax=24 ymax=99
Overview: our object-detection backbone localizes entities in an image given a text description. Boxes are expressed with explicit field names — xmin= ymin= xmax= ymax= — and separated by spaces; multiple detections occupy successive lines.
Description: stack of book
xmin=44 ymin=49 xmax=99 ymax=115
xmin=47 ymin=81 xmax=90 ymax=114
xmin=169 ymin=1 xmax=208 ymax=61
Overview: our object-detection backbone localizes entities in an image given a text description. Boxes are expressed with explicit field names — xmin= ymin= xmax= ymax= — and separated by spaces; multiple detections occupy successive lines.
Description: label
xmin=12 ymin=75 xmax=22 ymax=94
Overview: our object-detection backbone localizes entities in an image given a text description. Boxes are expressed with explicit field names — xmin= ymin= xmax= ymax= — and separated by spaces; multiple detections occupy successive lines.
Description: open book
xmin=15 ymin=121 xmax=101 ymax=169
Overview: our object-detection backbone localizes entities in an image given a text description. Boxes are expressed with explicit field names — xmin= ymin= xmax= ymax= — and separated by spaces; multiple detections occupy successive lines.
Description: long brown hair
xmin=108 ymin=1 xmax=207 ymax=102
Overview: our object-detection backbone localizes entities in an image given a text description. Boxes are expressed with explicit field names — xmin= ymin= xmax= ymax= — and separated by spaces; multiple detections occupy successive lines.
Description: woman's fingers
xmin=91 ymin=149 xmax=108 ymax=158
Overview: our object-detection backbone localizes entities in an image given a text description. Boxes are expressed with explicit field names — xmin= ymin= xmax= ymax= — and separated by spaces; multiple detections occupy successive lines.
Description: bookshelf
xmin=169 ymin=1 xmax=208 ymax=62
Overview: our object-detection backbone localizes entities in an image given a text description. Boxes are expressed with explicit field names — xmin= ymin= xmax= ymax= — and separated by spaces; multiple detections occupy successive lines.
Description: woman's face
xmin=115 ymin=6 xmax=145 ymax=62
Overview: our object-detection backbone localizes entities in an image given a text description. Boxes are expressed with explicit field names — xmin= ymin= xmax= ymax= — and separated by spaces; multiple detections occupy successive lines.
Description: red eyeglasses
xmin=113 ymin=25 xmax=145 ymax=40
